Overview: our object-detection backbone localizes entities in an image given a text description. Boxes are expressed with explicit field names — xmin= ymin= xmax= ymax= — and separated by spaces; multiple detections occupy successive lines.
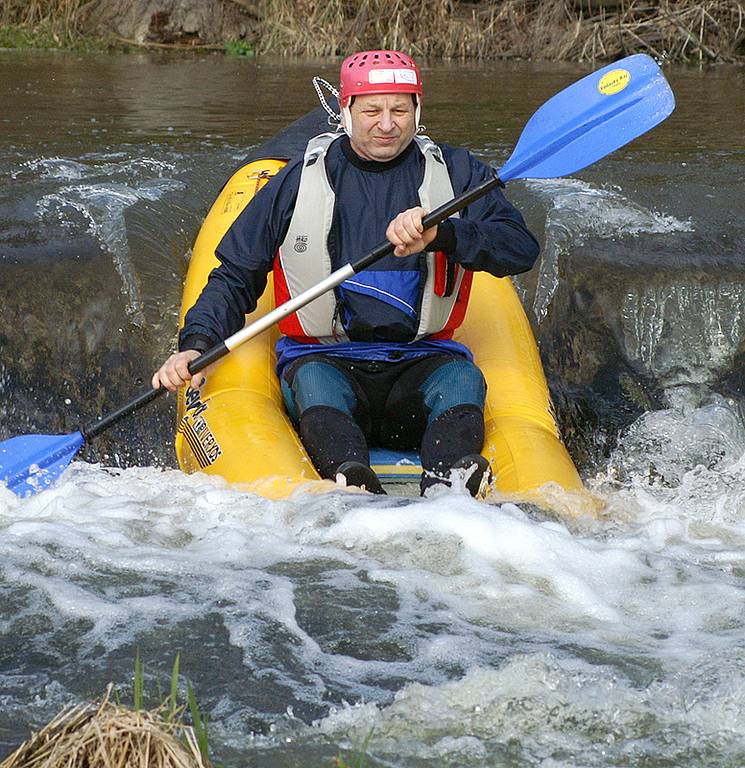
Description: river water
xmin=1 ymin=50 xmax=745 ymax=767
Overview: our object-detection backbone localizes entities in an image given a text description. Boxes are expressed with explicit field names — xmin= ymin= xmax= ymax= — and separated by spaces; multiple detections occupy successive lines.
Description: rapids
xmin=1 ymin=50 xmax=744 ymax=766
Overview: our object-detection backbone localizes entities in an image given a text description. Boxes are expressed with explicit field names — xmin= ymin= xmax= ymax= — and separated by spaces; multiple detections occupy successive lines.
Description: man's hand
xmin=152 ymin=349 xmax=202 ymax=392
xmin=386 ymin=206 xmax=437 ymax=257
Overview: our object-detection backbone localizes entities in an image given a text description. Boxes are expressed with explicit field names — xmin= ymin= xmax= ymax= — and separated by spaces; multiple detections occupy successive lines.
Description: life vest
xmin=273 ymin=133 xmax=473 ymax=343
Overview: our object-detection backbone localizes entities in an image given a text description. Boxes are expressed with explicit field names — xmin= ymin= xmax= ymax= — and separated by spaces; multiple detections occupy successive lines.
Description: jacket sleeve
xmin=178 ymin=159 xmax=302 ymax=352
xmin=436 ymin=144 xmax=540 ymax=277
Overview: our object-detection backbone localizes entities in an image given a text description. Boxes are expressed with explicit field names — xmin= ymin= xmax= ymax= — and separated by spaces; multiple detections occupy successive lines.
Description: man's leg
xmin=418 ymin=358 xmax=488 ymax=496
xmin=378 ymin=356 xmax=489 ymax=496
xmin=281 ymin=357 xmax=384 ymax=493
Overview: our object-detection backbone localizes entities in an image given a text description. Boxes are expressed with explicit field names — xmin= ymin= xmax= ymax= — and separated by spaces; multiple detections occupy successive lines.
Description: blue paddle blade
xmin=0 ymin=432 xmax=85 ymax=497
xmin=499 ymin=53 xmax=675 ymax=182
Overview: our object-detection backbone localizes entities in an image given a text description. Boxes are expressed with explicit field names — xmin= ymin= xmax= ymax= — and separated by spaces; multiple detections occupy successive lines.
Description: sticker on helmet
xmin=598 ymin=69 xmax=631 ymax=96
xmin=368 ymin=68 xmax=418 ymax=85
xmin=394 ymin=69 xmax=418 ymax=84
xmin=368 ymin=69 xmax=394 ymax=83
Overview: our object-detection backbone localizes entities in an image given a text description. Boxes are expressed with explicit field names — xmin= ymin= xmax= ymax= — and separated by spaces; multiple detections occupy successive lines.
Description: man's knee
xmin=282 ymin=359 xmax=358 ymax=420
xmin=298 ymin=405 xmax=369 ymax=478
xmin=421 ymin=358 xmax=486 ymax=423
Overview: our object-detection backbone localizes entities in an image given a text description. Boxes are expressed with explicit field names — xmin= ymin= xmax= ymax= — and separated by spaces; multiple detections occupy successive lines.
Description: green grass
xmin=0 ymin=22 xmax=113 ymax=51
xmin=130 ymin=652 xmax=376 ymax=767
xmin=224 ymin=38 xmax=254 ymax=57
xmin=131 ymin=651 xmax=213 ymax=766
xmin=335 ymin=728 xmax=374 ymax=767
xmin=133 ymin=650 xmax=144 ymax=711
xmin=186 ymin=677 xmax=210 ymax=762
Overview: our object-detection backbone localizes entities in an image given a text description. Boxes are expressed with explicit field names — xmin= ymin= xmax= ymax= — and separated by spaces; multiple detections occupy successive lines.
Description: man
xmin=153 ymin=50 xmax=539 ymax=497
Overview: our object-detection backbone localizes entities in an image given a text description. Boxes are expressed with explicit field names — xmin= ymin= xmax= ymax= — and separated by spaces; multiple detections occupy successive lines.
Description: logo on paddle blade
xmin=294 ymin=235 xmax=308 ymax=253
xmin=598 ymin=69 xmax=631 ymax=96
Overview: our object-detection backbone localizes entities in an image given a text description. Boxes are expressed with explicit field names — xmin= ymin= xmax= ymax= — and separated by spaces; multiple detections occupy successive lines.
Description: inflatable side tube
xmin=176 ymin=157 xmax=588 ymax=509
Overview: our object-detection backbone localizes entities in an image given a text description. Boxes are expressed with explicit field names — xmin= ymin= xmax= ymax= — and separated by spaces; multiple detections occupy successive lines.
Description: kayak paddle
xmin=0 ymin=53 xmax=674 ymax=497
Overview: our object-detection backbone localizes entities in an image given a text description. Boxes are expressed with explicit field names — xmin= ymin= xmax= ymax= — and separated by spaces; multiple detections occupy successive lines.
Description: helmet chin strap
xmin=341 ymin=104 xmax=353 ymax=138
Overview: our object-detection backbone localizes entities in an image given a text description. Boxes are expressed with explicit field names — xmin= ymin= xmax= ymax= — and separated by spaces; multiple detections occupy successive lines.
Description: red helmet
xmin=339 ymin=50 xmax=423 ymax=107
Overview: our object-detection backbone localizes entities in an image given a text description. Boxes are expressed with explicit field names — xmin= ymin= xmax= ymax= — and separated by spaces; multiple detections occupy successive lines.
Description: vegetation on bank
xmin=0 ymin=0 xmax=743 ymax=64
xmin=0 ymin=692 xmax=208 ymax=768
xmin=0 ymin=653 xmax=370 ymax=768
xmin=0 ymin=0 xmax=108 ymax=51
xmin=256 ymin=0 xmax=745 ymax=64
xmin=0 ymin=655 xmax=211 ymax=768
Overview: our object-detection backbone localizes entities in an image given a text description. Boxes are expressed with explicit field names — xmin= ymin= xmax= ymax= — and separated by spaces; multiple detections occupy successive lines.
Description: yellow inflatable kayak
xmin=176 ymin=116 xmax=585 ymax=506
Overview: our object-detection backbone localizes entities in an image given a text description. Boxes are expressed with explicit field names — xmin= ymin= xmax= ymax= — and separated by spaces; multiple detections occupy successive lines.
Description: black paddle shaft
xmin=82 ymin=342 xmax=228 ymax=440
xmin=82 ymin=171 xmax=503 ymax=441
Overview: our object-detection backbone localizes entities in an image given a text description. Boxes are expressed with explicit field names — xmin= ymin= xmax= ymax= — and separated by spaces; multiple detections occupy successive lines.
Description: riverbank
xmin=1 ymin=0 xmax=743 ymax=63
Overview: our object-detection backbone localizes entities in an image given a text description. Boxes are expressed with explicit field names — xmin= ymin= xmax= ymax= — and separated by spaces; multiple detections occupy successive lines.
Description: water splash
xmin=4 ymin=452 xmax=745 ymax=765
xmin=605 ymin=396 xmax=745 ymax=490
xmin=15 ymin=155 xmax=181 ymax=182
xmin=527 ymin=178 xmax=693 ymax=323
xmin=37 ymin=177 xmax=185 ymax=326
xmin=303 ymin=648 xmax=745 ymax=766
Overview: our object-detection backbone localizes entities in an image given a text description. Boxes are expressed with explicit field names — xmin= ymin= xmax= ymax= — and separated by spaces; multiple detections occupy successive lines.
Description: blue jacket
xmin=179 ymin=135 xmax=539 ymax=373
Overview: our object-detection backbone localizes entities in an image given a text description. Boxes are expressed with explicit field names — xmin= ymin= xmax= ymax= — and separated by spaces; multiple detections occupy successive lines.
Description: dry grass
xmin=549 ymin=0 xmax=745 ymax=63
xmin=252 ymin=0 xmax=745 ymax=63
xmin=0 ymin=686 xmax=209 ymax=768
xmin=0 ymin=0 xmax=91 ymax=45
xmin=1 ymin=0 xmax=743 ymax=62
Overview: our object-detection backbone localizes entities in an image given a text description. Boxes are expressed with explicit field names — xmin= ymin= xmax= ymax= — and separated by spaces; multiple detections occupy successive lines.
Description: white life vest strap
xmin=276 ymin=133 xmax=342 ymax=341
xmin=414 ymin=136 xmax=460 ymax=340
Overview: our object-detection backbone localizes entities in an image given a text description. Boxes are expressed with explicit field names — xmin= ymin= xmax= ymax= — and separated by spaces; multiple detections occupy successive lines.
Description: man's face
xmin=346 ymin=93 xmax=417 ymax=162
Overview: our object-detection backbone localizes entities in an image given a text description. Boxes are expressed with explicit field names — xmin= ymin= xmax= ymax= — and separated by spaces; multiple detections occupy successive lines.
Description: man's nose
xmin=378 ymin=110 xmax=395 ymax=132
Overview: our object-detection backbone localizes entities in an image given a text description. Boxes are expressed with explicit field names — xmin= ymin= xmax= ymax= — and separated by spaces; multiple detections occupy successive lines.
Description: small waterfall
xmin=527 ymin=177 xmax=692 ymax=323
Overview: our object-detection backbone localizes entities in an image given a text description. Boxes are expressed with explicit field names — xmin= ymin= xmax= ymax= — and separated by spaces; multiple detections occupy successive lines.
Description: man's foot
xmin=421 ymin=454 xmax=494 ymax=499
xmin=451 ymin=454 xmax=494 ymax=499
xmin=335 ymin=461 xmax=386 ymax=495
